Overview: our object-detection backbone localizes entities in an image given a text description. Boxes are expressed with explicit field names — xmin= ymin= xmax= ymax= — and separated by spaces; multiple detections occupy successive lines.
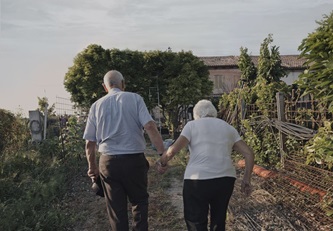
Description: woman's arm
xmin=157 ymin=135 xmax=189 ymax=173
xmin=233 ymin=140 xmax=255 ymax=196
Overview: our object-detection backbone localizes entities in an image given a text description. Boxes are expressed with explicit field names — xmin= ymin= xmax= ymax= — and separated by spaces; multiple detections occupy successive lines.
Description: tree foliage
xmin=297 ymin=11 xmax=333 ymax=112
xmin=64 ymin=44 xmax=112 ymax=109
xmin=37 ymin=96 xmax=55 ymax=116
xmin=64 ymin=46 xmax=213 ymax=137
xmin=257 ymin=34 xmax=286 ymax=84
xmin=160 ymin=51 xmax=213 ymax=135
xmin=109 ymin=49 xmax=152 ymax=102
xmin=304 ymin=121 xmax=333 ymax=170
xmin=221 ymin=34 xmax=289 ymax=168
xmin=238 ymin=47 xmax=257 ymax=87
xmin=0 ymin=109 xmax=29 ymax=158
xmin=297 ymin=11 xmax=333 ymax=172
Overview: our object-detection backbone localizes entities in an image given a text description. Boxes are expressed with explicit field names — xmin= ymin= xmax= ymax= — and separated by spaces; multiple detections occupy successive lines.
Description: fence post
xmin=44 ymin=103 xmax=48 ymax=140
xmin=276 ymin=92 xmax=286 ymax=167
xmin=241 ymin=98 xmax=246 ymax=120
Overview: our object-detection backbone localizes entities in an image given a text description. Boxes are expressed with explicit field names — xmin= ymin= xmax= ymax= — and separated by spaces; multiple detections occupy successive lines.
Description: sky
xmin=0 ymin=0 xmax=332 ymax=117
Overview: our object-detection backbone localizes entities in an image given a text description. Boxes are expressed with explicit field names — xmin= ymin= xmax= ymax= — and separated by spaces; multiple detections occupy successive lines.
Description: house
xmin=199 ymin=55 xmax=306 ymax=97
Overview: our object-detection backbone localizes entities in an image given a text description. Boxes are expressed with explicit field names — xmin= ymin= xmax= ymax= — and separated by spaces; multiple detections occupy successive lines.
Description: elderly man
xmin=83 ymin=70 xmax=164 ymax=231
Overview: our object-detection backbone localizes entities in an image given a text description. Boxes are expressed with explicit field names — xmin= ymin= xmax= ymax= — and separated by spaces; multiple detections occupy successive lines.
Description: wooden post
xmin=44 ymin=103 xmax=48 ymax=140
xmin=240 ymin=98 xmax=246 ymax=120
xmin=276 ymin=92 xmax=286 ymax=167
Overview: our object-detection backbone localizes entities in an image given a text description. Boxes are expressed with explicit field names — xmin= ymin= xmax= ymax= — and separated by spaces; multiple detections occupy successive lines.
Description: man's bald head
xmin=103 ymin=70 xmax=125 ymax=91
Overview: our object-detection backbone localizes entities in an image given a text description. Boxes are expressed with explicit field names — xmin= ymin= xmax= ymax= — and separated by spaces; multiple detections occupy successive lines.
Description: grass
xmin=0 ymin=150 xmax=79 ymax=231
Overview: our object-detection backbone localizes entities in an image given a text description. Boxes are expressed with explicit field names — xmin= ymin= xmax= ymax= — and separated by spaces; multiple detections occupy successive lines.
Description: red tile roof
xmin=199 ymin=55 xmax=306 ymax=69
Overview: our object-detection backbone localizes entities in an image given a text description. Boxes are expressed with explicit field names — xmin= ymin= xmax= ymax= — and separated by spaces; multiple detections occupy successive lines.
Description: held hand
xmin=156 ymin=161 xmax=168 ymax=174
xmin=241 ymin=180 xmax=252 ymax=197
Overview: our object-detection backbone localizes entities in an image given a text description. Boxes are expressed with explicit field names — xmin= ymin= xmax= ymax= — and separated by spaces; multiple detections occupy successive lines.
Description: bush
xmin=0 ymin=110 xmax=85 ymax=231
xmin=0 ymin=109 xmax=29 ymax=157
xmin=304 ymin=121 xmax=333 ymax=170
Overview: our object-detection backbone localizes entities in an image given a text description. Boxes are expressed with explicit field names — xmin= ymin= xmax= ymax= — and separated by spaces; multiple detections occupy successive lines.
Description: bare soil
xmin=62 ymin=155 xmax=324 ymax=231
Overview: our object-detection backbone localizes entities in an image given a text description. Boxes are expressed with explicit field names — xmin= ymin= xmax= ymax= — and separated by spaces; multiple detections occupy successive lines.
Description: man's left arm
xmin=144 ymin=120 xmax=164 ymax=154
xmin=85 ymin=140 xmax=99 ymax=182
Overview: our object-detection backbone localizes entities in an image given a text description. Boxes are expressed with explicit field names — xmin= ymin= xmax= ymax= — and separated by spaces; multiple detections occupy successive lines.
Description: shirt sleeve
xmin=83 ymin=104 xmax=97 ymax=141
xmin=230 ymin=125 xmax=242 ymax=143
xmin=180 ymin=122 xmax=192 ymax=142
xmin=137 ymin=95 xmax=153 ymax=126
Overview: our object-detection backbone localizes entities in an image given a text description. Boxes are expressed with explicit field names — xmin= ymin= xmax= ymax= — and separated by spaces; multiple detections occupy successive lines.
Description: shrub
xmin=0 ymin=110 xmax=85 ymax=230
xmin=0 ymin=109 xmax=29 ymax=157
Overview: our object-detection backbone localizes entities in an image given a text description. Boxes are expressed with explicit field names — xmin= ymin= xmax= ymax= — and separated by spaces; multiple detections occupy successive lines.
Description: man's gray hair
xmin=103 ymin=70 xmax=124 ymax=90
xmin=193 ymin=100 xmax=217 ymax=120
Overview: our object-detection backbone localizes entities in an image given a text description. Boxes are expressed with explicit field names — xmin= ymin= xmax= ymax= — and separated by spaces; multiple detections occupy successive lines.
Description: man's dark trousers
xmin=99 ymin=153 xmax=149 ymax=231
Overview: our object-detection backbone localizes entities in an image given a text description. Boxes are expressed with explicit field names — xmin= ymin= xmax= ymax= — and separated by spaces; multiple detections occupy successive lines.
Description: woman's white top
xmin=180 ymin=117 xmax=241 ymax=180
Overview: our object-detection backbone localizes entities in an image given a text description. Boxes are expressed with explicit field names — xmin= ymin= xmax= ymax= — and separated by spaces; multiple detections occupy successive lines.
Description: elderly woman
xmin=157 ymin=99 xmax=254 ymax=231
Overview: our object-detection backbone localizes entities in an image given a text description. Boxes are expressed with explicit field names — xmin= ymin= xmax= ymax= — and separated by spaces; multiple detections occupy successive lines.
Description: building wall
xmin=282 ymin=71 xmax=303 ymax=85
xmin=208 ymin=68 xmax=241 ymax=94
xmin=208 ymin=68 xmax=304 ymax=95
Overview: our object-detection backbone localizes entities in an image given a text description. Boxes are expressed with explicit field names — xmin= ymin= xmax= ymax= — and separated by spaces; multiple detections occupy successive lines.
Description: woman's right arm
xmin=233 ymin=140 xmax=255 ymax=196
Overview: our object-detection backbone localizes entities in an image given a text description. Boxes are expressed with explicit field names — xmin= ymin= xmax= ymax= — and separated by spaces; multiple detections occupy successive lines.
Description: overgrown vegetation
xmin=1 ymin=11 xmax=332 ymax=230
xmin=219 ymin=13 xmax=333 ymax=223
xmin=295 ymin=11 xmax=333 ymax=170
xmin=221 ymin=14 xmax=333 ymax=170
xmin=0 ymin=109 xmax=29 ymax=157
xmin=220 ymin=34 xmax=290 ymax=168
xmin=297 ymin=11 xmax=333 ymax=113
xmin=0 ymin=109 xmax=85 ymax=231
xmin=304 ymin=121 xmax=333 ymax=169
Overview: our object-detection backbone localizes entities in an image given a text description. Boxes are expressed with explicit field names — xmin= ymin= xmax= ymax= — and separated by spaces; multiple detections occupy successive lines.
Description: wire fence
xmin=241 ymin=94 xmax=333 ymax=229
xmin=55 ymin=96 xmax=78 ymax=116
xmin=285 ymin=99 xmax=332 ymax=130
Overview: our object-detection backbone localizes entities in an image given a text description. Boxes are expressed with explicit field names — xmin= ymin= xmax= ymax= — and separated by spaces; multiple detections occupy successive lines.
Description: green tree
xmin=109 ymin=49 xmax=152 ymax=102
xmin=36 ymin=96 xmax=60 ymax=139
xmin=238 ymin=47 xmax=257 ymax=88
xmin=158 ymin=51 xmax=213 ymax=137
xmin=245 ymin=35 xmax=288 ymax=167
xmin=37 ymin=96 xmax=55 ymax=116
xmin=64 ymin=46 xmax=153 ymax=110
xmin=143 ymin=50 xmax=173 ymax=110
xmin=64 ymin=44 xmax=112 ymax=109
xmin=253 ymin=34 xmax=289 ymax=108
xmin=257 ymin=34 xmax=286 ymax=84
xmin=221 ymin=35 xmax=289 ymax=168
xmin=64 ymin=46 xmax=213 ymax=138
xmin=143 ymin=50 xmax=213 ymax=137
xmin=297 ymin=11 xmax=333 ymax=112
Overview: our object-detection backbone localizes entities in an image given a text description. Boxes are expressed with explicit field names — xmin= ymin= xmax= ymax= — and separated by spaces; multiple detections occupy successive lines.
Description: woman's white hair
xmin=193 ymin=99 xmax=217 ymax=120
xmin=103 ymin=70 xmax=124 ymax=90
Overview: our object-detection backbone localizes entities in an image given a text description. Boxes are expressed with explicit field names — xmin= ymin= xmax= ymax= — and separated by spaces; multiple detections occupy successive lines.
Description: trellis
xmin=238 ymin=92 xmax=333 ymax=229
xmin=55 ymin=96 xmax=78 ymax=116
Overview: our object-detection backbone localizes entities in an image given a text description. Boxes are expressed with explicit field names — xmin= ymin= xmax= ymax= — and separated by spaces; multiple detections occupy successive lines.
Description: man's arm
xmin=85 ymin=140 xmax=99 ymax=181
xmin=144 ymin=120 xmax=164 ymax=154
xmin=160 ymin=135 xmax=189 ymax=165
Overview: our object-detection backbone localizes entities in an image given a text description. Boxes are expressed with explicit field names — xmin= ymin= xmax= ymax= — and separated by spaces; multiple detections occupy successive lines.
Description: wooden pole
xmin=44 ymin=103 xmax=48 ymax=140
xmin=276 ymin=92 xmax=286 ymax=167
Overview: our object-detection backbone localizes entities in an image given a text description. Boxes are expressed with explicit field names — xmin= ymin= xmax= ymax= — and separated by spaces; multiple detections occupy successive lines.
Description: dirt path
xmin=62 ymin=154 xmax=186 ymax=231
xmin=63 ymin=157 xmax=316 ymax=231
